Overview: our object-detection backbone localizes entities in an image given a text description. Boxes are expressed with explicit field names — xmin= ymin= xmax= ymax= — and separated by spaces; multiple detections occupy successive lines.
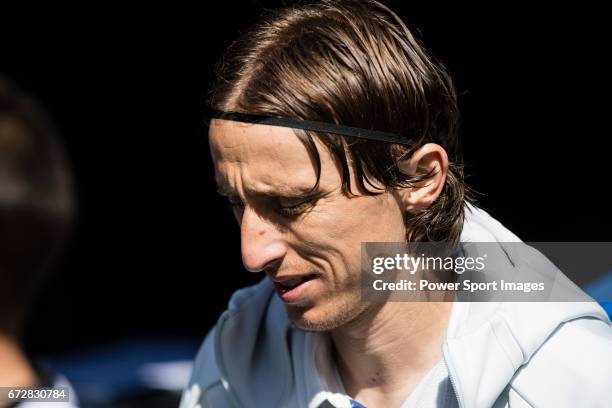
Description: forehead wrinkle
xmin=245 ymin=154 xmax=320 ymax=198
xmin=246 ymin=180 xmax=317 ymax=198
xmin=216 ymin=162 xmax=317 ymax=198
xmin=216 ymin=160 xmax=250 ymax=198
xmin=210 ymin=120 xmax=326 ymax=198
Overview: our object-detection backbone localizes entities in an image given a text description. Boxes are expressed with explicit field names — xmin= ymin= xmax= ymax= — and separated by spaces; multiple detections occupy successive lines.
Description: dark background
xmin=1 ymin=2 xmax=609 ymax=356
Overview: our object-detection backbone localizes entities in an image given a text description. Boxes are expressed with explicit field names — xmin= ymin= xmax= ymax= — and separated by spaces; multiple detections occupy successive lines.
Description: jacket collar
xmin=214 ymin=278 xmax=291 ymax=408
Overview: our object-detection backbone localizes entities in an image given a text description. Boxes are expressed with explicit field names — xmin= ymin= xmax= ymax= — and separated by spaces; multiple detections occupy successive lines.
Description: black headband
xmin=210 ymin=109 xmax=408 ymax=145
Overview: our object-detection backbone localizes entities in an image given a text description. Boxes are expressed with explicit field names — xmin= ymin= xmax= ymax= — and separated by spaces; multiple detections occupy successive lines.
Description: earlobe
xmin=396 ymin=143 xmax=449 ymax=214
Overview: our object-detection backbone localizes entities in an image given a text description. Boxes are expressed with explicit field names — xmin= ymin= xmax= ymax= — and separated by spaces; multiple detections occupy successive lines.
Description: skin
xmin=0 ymin=334 xmax=37 ymax=387
xmin=209 ymin=119 xmax=453 ymax=407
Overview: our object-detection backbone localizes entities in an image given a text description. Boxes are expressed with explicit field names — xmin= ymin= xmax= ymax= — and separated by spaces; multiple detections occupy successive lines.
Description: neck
xmin=0 ymin=333 xmax=37 ymax=387
xmin=330 ymin=301 xmax=453 ymax=407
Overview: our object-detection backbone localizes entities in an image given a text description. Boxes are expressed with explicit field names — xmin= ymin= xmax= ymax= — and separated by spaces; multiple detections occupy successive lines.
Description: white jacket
xmin=181 ymin=204 xmax=612 ymax=408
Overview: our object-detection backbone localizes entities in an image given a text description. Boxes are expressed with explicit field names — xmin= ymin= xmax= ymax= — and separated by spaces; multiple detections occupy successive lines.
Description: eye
xmin=277 ymin=196 xmax=316 ymax=217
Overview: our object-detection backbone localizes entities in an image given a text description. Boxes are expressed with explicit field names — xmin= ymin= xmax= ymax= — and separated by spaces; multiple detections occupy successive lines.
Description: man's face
xmin=209 ymin=120 xmax=407 ymax=331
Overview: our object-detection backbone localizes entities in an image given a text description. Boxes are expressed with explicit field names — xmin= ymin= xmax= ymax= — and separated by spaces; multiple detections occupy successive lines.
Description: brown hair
xmin=208 ymin=0 xmax=475 ymax=246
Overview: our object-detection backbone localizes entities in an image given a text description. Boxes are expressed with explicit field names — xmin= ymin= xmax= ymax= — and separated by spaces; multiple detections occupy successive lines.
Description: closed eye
xmin=277 ymin=196 xmax=318 ymax=217
xmin=224 ymin=193 xmax=321 ymax=219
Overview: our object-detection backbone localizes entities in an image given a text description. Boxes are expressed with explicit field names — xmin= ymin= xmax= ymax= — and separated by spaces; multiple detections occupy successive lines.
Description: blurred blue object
xmin=584 ymin=271 xmax=612 ymax=319
xmin=39 ymin=337 xmax=199 ymax=406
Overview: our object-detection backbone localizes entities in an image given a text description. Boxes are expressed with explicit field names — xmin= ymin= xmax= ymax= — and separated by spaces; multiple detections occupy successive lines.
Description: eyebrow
xmin=215 ymin=182 xmax=317 ymax=198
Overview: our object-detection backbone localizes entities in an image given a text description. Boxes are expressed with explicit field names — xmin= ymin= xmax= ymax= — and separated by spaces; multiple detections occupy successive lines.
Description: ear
xmin=394 ymin=143 xmax=448 ymax=213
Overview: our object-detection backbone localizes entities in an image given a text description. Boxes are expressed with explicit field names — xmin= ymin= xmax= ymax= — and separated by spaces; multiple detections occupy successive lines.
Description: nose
xmin=240 ymin=205 xmax=287 ymax=273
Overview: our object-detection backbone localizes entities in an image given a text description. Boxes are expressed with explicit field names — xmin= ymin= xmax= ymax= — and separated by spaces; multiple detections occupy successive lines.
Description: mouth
xmin=272 ymin=274 xmax=318 ymax=304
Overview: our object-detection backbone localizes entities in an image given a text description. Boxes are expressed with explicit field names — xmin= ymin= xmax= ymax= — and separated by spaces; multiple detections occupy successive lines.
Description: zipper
xmin=442 ymin=342 xmax=465 ymax=408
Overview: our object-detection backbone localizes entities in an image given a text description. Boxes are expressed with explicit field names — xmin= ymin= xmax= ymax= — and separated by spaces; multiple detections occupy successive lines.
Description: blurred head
xmin=0 ymin=75 xmax=75 ymax=338
xmin=208 ymin=0 xmax=473 ymax=331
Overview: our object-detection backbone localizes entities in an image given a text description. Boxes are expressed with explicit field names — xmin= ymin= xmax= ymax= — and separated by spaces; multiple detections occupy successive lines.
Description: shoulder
xmin=509 ymin=316 xmax=612 ymax=407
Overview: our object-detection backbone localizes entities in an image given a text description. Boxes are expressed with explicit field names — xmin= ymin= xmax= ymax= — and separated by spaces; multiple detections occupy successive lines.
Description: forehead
xmin=208 ymin=119 xmax=323 ymax=194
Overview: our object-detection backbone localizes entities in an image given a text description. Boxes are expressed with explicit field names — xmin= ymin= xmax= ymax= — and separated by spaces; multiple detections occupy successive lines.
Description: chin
xmin=285 ymin=294 xmax=367 ymax=332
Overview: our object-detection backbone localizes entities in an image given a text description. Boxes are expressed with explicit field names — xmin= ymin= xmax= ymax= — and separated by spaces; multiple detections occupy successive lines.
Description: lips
xmin=272 ymin=274 xmax=318 ymax=303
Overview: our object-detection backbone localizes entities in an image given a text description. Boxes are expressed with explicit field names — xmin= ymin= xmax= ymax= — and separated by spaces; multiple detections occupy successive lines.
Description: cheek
xmin=286 ymin=194 xmax=406 ymax=273
xmin=321 ymin=194 xmax=406 ymax=242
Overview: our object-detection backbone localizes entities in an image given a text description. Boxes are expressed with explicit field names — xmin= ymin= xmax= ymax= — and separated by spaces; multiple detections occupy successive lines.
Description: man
xmin=0 ymin=75 xmax=78 ymax=407
xmin=181 ymin=1 xmax=612 ymax=407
